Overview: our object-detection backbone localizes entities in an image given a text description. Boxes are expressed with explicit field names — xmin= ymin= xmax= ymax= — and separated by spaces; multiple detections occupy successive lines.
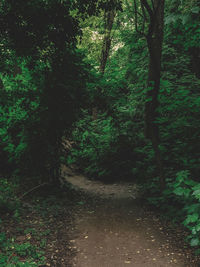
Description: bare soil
xmin=62 ymin=166 xmax=200 ymax=267
xmin=2 ymin=168 xmax=200 ymax=267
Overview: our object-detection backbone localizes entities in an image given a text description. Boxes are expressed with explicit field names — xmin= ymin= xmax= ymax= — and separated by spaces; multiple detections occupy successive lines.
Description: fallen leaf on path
xmin=26 ymin=234 xmax=31 ymax=240
xmin=77 ymin=201 xmax=85 ymax=205
xmin=16 ymin=236 xmax=26 ymax=242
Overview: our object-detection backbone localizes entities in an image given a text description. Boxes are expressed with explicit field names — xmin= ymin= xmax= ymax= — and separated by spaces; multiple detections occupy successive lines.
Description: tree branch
xmin=140 ymin=0 xmax=154 ymax=18
xmin=141 ymin=2 xmax=147 ymax=21
xmin=19 ymin=183 xmax=48 ymax=200
xmin=150 ymin=0 xmax=155 ymax=11
xmin=133 ymin=0 xmax=147 ymax=36
xmin=133 ymin=0 xmax=138 ymax=32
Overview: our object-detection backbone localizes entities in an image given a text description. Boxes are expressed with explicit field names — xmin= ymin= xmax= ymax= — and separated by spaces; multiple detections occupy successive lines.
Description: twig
xmin=19 ymin=183 xmax=48 ymax=200
xmin=141 ymin=0 xmax=153 ymax=18
xmin=151 ymin=0 xmax=155 ymax=11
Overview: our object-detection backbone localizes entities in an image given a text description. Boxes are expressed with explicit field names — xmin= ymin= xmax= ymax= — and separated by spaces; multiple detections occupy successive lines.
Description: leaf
xmin=184 ymin=213 xmax=199 ymax=225
xmin=165 ymin=14 xmax=179 ymax=25
xmin=173 ymin=187 xmax=185 ymax=196
xmin=190 ymin=238 xmax=199 ymax=247
xmin=192 ymin=184 xmax=200 ymax=191
xmin=184 ymin=179 xmax=196 ymax=187
xmin=182 ymin=14 xmax=190 ymax=25
xmin=184 ymin=203 xmax=200 ymax=213
xmin=77 ymin=201 xmax=85 ymax=205
xmin=192 ymin=228 xmax=197 ymax=235
xmin=196 ymin=224 xmax=200 ymax=232
xmin=192 ymin=189 xmax=200 ymax=200
xmin=191 ymin=6 xmax=200 ymax=14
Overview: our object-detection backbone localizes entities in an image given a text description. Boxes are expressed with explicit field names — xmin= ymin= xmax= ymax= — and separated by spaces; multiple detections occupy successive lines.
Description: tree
xmin=133 ymin=0 xmax=165 ymax=189
xmin=0 ymin=0 xmax=91 ymax=181
xmin=0 ymin=0 xmax=123 ymax=182
xmin=96 ymin=7 xmax=117 ymax=119
xmin=99 ymin=3 xmax=117 ymax=74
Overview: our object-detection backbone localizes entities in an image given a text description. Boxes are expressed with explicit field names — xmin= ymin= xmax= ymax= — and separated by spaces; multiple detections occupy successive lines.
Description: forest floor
xmin=2 ymin=168 xmax=200 ymax=266
xmin=61 ymin=166 xmax=200 ymax=267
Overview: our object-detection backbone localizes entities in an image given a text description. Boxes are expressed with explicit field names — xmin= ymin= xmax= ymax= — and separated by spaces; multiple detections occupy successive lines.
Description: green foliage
xmin=145 ymin=171 xmax=200 ymax=252
xmin=172 ymin=171 xmax=200 ymax=249
xmin=68 ymin=113 xmax=116 ymax=178
xmin=0 ymin=178 xmax=45 ymax=266
xmin=0 ymin=235 xmax=45 ymax=267
xmin=0 ymin=60 xmax=43 ymax=174
xmin=67 ymin=1 xmax=200 ymax=252
xmin=1 ymin=0 xmax=200 ymax=254
xmin=0 ymin=0 xmax=93 ymax=181
xmin=0 ymin=178 xmax=19 ymax=214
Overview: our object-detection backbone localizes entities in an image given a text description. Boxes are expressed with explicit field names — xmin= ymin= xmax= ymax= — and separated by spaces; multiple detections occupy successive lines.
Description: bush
xmin=145 ymin=171 xmax=200 ymax=252
xmin=0 ymin=178 xmax=19 ymax=214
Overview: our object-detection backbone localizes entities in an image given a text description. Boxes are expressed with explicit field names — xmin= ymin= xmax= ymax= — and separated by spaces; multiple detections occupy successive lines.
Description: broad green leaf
xmin=190 ymin=238 xmax=199 ymax=247
xmin=191 ymin=6 xmax=200 ymax=14
xmin=184 ymin=213 xmax=199 ymax=225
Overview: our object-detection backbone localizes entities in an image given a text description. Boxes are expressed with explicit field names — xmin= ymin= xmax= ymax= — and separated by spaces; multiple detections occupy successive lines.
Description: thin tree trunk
xmin=0 ymin=78 xmax=3 ymax=89
xmin=92 ymin=7 xmax=116 ymax=120
xmin=144 ymin=0 xmax=165 ymax=189
xmin=190 ymin=47 xmax=200 ymax=79
xmin=99 ymin=8 xmax=116 ymax=74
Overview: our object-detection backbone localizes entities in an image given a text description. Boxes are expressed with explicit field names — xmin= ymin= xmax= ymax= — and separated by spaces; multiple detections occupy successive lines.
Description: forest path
xmin=62 ymin=166 xmax=198 ymax=267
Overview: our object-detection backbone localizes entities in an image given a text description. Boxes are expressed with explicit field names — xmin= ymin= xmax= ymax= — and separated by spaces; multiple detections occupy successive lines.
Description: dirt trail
xmin=62 ymin=166 xmax=199 ymax=267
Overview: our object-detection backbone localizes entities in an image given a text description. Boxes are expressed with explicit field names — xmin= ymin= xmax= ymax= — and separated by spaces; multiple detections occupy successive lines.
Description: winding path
xmin=62 ymin=166 xmax=199 ymax=267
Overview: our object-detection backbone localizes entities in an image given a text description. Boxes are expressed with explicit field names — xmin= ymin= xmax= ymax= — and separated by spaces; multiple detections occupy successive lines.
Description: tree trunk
xmin=190 ymin=47 xmax=200 ymax=79
xmin=99 ymin=8 xmax=116 ymax=74
xmin=0 ymin=78 xmax=3 ymax=89
xmin=144 ymin=0 xmax=165 ymax=190
xmin=92 ymin=7 xmax=116 ymax=120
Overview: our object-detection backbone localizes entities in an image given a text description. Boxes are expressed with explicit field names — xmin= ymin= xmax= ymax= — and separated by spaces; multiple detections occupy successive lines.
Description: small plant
xmin=0 ymin=233 xmax=46 ymax=267
xmin=167 ymin=171 xmax=200 ymax=250
xmin=0 ymin=218 xmax=46 ymax=267
xmin=0 ymin=178 xmax=20 ymax=214
xmin=172 ymin=173 xmax=200 ymax=249
xmin=144 ymin=171 xmax=200 ymax=252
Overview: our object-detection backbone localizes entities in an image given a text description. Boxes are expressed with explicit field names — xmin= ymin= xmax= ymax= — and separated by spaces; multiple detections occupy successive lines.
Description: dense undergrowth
xmin=0 ymin=178 xmax=45 ymax=266
xmin=142 ymin=171 xmax=200 ymax=251
xmin=0 ymin=177 xmax=78 ymax=266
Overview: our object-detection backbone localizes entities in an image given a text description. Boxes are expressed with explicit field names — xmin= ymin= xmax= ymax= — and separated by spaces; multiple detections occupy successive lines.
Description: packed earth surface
xmin=2 ymin=167 xmax=200 ymax=267
xmin=61 ymin=166 xmax=200 ymax=267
